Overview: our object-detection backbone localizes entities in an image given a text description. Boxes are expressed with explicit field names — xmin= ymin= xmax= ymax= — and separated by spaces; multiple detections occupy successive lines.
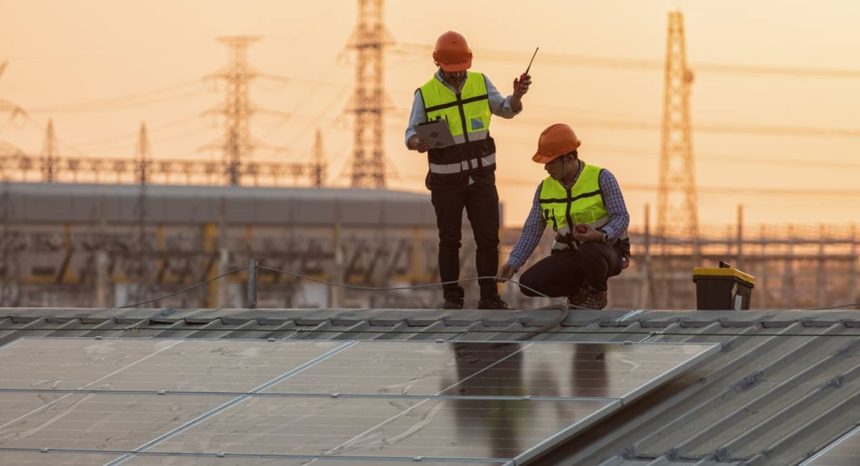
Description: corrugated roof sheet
xmin=1 ymin=307 xmax=858 ymax=466
xmin=3 ymin=182 xmax=438 ymax=226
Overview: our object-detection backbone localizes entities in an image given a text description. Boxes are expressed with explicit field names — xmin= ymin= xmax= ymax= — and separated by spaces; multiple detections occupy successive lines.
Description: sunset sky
xmin=2 ymin=0 xmax=859 ymax=229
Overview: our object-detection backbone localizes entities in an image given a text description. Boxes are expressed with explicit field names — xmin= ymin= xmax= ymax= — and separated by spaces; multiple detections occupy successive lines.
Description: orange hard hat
xmin=433 ymin=31 xmax=472 ymax=72
xmin=532 ymin=123 xmax=582 ymax=163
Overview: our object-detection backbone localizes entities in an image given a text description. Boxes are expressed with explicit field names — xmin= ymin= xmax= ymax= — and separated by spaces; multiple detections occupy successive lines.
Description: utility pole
xmin=657 ymin=11 xmax=698 ymax=241
xmin=1 ymin=63 xmax=19 ymax=305
xmin=134 ymin=122 xmax=150 ymax=305
xmin=209 ymin=36 xmax=259 ymax=186
xmin=311 ymin=128 xmax=327 ymax=188
xmin=0 ymin=180 xmax=12 ymax=306
xmin=349 ymin=0 xmax=391 ymax=188
xmin=41 ymin=119 xmax=59 ymax=182
xmin=95 ymin=194 xmax=109 ymax=308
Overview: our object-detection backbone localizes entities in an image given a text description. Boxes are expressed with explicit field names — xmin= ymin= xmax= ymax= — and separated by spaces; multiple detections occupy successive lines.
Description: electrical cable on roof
xmin=258 ymin=266 xmax=551 ymax=297
xmin=108 ymin=265 xmax=574 ymax=337
xmin=117 ymin=266 xmax=249 ymax=309
xmin=259 ymin=266 xmax=582 ymax=333
xmin=112 ymin=265 xmax=581 ymax=310
xmin=256 ymin=266 xmax=574 ymax=339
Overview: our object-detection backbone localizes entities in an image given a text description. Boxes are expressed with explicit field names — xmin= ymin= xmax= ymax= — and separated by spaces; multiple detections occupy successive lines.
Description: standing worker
xmin=497 ymin=124 xmax=630 ymax=309
xmin=405 ymin=31 xmax=531 ymax=310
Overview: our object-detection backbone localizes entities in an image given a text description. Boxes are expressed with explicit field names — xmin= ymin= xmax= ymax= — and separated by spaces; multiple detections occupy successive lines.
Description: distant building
xmin=0 ymin=182 xmax=489 ymax=309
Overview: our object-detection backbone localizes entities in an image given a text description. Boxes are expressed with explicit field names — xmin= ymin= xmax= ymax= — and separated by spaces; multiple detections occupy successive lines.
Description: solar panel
xmin=801 ymin=425 xmax=860 ymax=466
xmin=0 ymin=337 xmax=718 ymax=465
xmin=0 ymin=339 xmax=341 ymax=392
xmin=150 ymin=396 xmax=616 ymax=461
xmin=438 ymin=342 xmax=717 ymax=401
xmin=0 ymin=451 xmax=120 ymax=466
xmin=0 ymin=392 xmax=67 ymax=426
xmin=0 ymin=339 xmax=174 ymax=390
xmin=123 ymin=455 xmax=507 ymax=465
xmin=0 ymin=451 xmax=507 ymax=466
xmin=265 ymin=341 xmax=522 ymax=396
xmin=0 ymin=392 xmax=231 ymax=451
xmin=266 ymin=341 xmax=717 ymax=401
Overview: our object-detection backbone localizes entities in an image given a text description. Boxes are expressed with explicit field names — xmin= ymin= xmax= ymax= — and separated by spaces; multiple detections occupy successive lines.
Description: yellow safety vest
xmin=419 ymin=71 xmax=492 ymax=145
xmin=539 ymin=163 xmax=610 ymax=236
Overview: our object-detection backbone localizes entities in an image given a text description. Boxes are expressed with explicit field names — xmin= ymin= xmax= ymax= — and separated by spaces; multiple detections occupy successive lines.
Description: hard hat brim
xmin=532 ymin=152 xmax=561 ymax=164
xmin=438 ymin=57 xmax=472 ymax=72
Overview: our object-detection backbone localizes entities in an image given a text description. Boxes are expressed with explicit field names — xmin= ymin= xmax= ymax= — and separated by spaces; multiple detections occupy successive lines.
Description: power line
xmin=582 ymin=144 xmax=860 ymax=171
xmin=389 ymin=104 xmax=860 ymax=139
xmin=73 ymin=114 xmax=205 ymax=149
xmin=23 ymin=79 xmax=204 ymax=114
xmin=391 ymin=171 xmax=860 ymax=199
xmin=487 ymin=113 xmax=860 ymax=138
xmin=384 ymin=120 xmax=860 ymax=166
xmin=392 ymin=43 xmax=860 ymax=79
xmin=17 ymin=114 xmax=88 ymax=157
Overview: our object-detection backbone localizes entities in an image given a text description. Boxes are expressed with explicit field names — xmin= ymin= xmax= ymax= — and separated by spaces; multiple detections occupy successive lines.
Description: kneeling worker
xmin=497 ymin=124 xmax=630 ymax=309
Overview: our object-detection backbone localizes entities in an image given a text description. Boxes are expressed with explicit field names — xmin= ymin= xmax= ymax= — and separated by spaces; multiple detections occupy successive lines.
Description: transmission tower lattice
xmin=349 ymin=0 xmax=391 ymax=188
xmin=657 ymin=11 xmax=698 ymax=240
xmin=210 ymin=36 xmax=260 ymax=186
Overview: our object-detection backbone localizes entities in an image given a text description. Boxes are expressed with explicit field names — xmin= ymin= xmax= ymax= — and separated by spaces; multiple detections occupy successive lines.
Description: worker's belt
xmin=429 ymin=153 xmax=495 ymax=174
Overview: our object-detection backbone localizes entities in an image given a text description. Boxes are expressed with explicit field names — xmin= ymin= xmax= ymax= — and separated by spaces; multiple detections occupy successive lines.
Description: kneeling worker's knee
xmin=518 ymin=272 xmax=543 ymax=297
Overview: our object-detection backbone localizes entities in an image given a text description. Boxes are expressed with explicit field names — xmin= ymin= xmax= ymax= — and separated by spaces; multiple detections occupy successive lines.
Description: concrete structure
xmin=0 ymin=182 xmax=463 ymax=309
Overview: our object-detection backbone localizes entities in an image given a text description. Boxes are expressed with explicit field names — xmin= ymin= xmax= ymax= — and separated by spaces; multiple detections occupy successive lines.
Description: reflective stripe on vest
xmin=539 ymin=163 xmax=610 ymax=233
xmin=429 ymin=153 xmax=496 ymax=174
xmin=419 ymin=72 xmax=492 ymax=144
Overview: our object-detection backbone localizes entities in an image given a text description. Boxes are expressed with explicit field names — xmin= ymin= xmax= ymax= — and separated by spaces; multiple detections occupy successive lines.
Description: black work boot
xmin=440 ymin=286 xmax=464 ymax=310
xmin=477 ymin=294 xmax=513 ymax=310
xmin=569 ymin=285 xmax=608 ymax=310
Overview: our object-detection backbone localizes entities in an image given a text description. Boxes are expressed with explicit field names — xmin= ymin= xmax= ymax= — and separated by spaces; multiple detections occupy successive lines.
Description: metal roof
xmin=3 ymin=182 xmax=431 ymax=201
xmin=3 ymin=182 xmax=438 ymax=227
xmin=1 ymin=307 xmax=859 ymax=466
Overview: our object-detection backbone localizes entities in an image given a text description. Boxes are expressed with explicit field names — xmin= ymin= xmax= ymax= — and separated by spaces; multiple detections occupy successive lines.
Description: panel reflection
xmin=441 ymin=343 xmax=710 ymax=399
xmin=448 ymin=343 xmax=526 ymax=456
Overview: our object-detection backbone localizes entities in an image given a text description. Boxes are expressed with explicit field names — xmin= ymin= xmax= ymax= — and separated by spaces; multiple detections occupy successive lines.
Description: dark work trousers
xmin=430 ymin=176 xmax=500 ymax=300
xmin=518 ymin=241 xmax=623 ymax=298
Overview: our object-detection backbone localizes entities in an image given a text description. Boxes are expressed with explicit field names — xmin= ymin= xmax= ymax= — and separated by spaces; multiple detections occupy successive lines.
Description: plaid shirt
xmin=506 ymin=162 xmax=629 ymax=270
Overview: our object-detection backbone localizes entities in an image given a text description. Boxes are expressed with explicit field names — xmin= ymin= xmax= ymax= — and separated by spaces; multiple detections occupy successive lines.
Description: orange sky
xmin=2 ymin=0 xmax=860 ymax=229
